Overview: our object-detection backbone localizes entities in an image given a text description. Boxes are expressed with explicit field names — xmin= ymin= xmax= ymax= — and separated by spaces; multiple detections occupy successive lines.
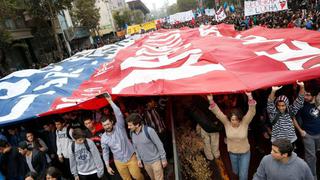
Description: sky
xmin=141 ymin=0 xmax=177 ymax=11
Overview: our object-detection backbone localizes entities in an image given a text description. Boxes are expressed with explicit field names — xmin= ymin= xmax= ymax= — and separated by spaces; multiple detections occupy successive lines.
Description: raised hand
xmin=245 ymin=91 xmax=252 ymax=96
xmin=207 ymin=94 xmax=213 ymax=102
xmin=296 ymin=80 xmax=304 ymax=87
xmin=272 ymin=86 xmax=282 ymax=91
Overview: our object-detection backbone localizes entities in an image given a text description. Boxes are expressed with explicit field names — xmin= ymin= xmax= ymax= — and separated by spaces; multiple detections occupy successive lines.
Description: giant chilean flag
xmin=1 ymin=24 xmax=320 ymax=125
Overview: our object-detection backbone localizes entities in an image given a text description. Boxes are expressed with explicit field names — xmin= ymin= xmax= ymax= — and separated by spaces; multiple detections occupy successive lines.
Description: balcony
xmin=3 ymin=18 xmax=33 ymax=40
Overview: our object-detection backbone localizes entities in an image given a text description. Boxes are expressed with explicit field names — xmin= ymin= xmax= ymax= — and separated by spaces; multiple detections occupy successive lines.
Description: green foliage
xmin=24 ymin=0 xmax=73 ymax=18
xmin=24 ymin=0 xmax=73 ymax=60
xmin=0 ymin=0 xmax=23 ymax=51
xmin=131 ymin=10 xmax=144 ymax=24
xmin=0 ymin=28 xmax=12 ymax=49
xmin=113 ymin=9 xmax=131 ymax=29
xmin=71 ymin=0 xmax=100 ymax=30
xmin=203 ymin=0 xmax=215 ymax=9
xmin=177 ymin=0 xmax=198 ymax=12
xmin=167 ymin=3 xmax=179 ymax=15
xmin=113 ymin=8 xmax=144 ymax=28
xmin=0 ymin=0 xmax=26 ymax=19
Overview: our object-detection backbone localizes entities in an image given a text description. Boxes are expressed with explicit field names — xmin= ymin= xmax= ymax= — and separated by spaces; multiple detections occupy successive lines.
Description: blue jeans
xmin=229 ymin=151 xmax=251 ymax=180
xmin=303 ymin=133 xmax=320 ymax=180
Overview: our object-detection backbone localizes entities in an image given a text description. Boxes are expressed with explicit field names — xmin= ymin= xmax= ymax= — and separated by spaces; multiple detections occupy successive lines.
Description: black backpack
xmin=71 ymin=139 xmax=91 ymax=154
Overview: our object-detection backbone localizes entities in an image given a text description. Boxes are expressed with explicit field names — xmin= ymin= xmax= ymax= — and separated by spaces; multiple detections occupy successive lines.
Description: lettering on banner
xmin=94 ymin=63 xmax=114 ymax=78
xmin=199 ymin=25 xmax=223 ymax=37
xmin=0 ymin=79 xmax=31 ymax=99
xmin=81 ymin=87 xmax=103 ymax=97
xmin=112 ymin=32 xmax=226 ymax=93
xmin=255 ymin=40 xmax=320 ymax=70
xmin=56 ymin=97 xmax=89 ymax=109
xmin=236 ymin=35 xmax=283 ymax=45
xmin=0 ymin=91 xmax=55 ymax=122
xmin=1 ymin=69 xmax=42 ymax=80
xmin=245 ymin=0 xmax=286 ymax=16
xmin=0 ymin=65 xmax=83 ymax=121
xmin=53 ymin=86 xmax=103 ymax=109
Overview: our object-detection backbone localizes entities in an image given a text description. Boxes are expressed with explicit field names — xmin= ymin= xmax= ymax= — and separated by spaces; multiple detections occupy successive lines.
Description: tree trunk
xmin=95 ymin=28 xmax=104 ymax=45
xmin=0 ymin=48 xmax=9 ymax=77
xmin=48 ymin=2 xmax=63 ymax=61
xmin=51 ymin=19 xmax=64 ymax=61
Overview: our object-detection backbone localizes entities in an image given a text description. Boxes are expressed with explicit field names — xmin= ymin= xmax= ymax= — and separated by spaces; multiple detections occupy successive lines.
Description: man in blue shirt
xmin=295 ymin=88 xmax=320 ymax=180
xmin=100 ymin=95 xmax=144 ymax=180
xmin=127 ymin=113 xmax=167 ymax=180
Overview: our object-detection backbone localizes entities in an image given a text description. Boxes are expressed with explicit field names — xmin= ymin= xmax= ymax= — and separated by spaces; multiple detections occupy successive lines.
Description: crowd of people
xmin=179 ymin=79 xmax=320 ymax=180
xmin=1 ymin=2 xmax=320 ymax=180
xmin=160 ymin=2 xmax=320 ymax=32
xmin=0 ymin=78 xmax=320 ymax=180
xmin=0 ymin=95 xmax=171 ymax=180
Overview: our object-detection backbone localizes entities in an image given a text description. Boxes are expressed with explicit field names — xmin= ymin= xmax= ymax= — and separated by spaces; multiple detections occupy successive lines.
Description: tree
xmin=177 ymin=0 xmax=198 ymax=12
xmin=71 ymin=0 xmax=100 ymax=42
xmin=113 ymin=9 xmax=131 ymax=29
xmin=71 ymin=0 xmax=100 ymax=32
xmin=113 ymin=9 xmax=144 ymax=28
xmin=167 ymin=3 xmax=179 ymax=15
xmin=24 ymin=0 xmax=73 ymax=61
xmin=131 ymin=10 xmax=144 ymax=24
xmin=0 ymin=0 xmax=20 ymax=76
xmin=203 ymin=0 xmax=215 ymax=9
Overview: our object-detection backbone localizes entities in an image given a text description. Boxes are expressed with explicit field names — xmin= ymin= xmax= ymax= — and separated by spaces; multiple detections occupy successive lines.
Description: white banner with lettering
xmin=169 ymin=10 xmax=195 ymax=24
xmin=244 ymin=0 xmax=288 ymax=16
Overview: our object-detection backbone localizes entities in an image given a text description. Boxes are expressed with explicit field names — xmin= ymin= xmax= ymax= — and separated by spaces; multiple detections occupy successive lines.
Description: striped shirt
xmin=267 ymin=94 xmax=304 ymax=143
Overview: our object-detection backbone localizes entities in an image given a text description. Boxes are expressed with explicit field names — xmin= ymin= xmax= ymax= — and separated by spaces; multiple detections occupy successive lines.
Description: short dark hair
xmin=305 ymin=80 xmax=320 ymax=96
xmin=46 ymin=166 xmax=62 ymax=179
xmin=227 ymin=108 xmax=244 ymax=121
xmin=25 ymin=171 xmax=38 ymax=179
xmin=272 ymin=139 xmax=293 ymax=156
xmin=55 ymin=118 xmax=65 ymax=124
xmin=18 ymin=141 xmax=32 ymax=151
xmin=82 ymin=111 xmax=93 ymax=122
xmin=72 ymin=128 xmax=86 ymax=140
xmin=126 ymin=113 xmax=143 ymax=126
xmin=101 ymin=115 xmax=116 ymax=124
xmin=42 ymin=119 xmax=55 ymax=126
xmin=0 ymin=140 xmax=9 ymax=148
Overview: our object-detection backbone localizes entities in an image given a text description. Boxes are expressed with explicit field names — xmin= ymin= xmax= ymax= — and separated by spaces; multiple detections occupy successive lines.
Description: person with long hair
xmin=207 ymin=92 xmax=256 ymax=180
xmin=25 ymin=131 xmax=48 ymax=153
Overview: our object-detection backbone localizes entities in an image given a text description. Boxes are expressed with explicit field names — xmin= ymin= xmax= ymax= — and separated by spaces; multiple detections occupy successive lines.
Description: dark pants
xmin=79 ymin=173 xmax=100 ymax=180
xmin=60 ymin=158 xmax=72 ymax=179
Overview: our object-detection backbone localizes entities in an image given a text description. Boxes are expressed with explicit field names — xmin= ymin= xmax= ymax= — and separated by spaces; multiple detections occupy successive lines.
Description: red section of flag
xmin=44 ymin=24 xmax=320 ymax=116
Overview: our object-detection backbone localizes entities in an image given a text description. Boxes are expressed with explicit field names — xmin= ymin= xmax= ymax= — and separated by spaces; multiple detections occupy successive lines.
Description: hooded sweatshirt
xmin=267 ymin=94 xmax=304 ymax=143
xmin=253 ymin=152 xmax=313 ymax=180
xmin=56 ymin=127 xmax=72 ymax=158
xmin=69 ymin=138 xmax=104 ymax=178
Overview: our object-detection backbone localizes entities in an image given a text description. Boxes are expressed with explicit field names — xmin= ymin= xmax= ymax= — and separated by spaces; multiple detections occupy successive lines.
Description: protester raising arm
xmin=207 ymin=92 xmax=256 ymax=124
xmin=242 ymin=92 xmax=257 ymax=125
xmin=267 ymin=86 xmax=283 ymax=124
xmin=290 ymin=81 xmax=305 ymax=115
xmin=207 ymin=94 xmax=229 ymax=125
xmin=105 ymin=95 xmax=125 ymax=128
